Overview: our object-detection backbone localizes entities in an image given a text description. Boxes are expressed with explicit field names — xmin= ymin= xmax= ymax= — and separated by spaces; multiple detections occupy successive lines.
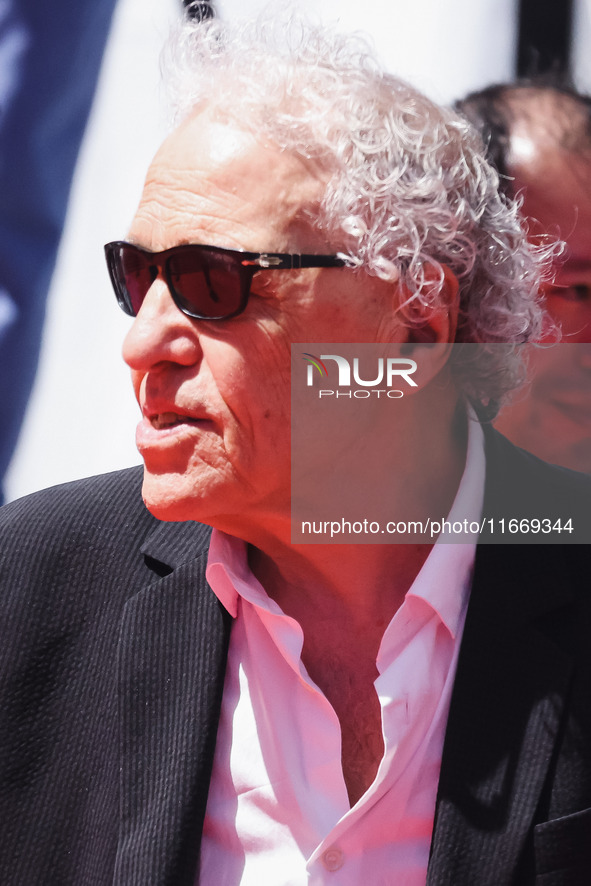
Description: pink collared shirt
xmin=200 ymin=418 xmax=485 ymax=885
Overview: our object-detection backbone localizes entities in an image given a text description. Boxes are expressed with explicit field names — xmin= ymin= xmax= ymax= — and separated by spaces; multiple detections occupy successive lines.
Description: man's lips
xmin=149 ymin=411 xmax=204 ymax=430
xmin=136 ymin=408 xmax=215 ymax=447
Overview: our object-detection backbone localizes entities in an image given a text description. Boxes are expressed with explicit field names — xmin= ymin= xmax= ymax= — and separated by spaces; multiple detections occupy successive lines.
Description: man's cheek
xmin=528 ymin=350 xmax=567 ymax=397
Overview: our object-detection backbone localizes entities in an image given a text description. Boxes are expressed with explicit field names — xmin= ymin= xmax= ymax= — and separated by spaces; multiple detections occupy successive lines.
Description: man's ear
xmin=401 ymin=264 xmax=460 ymax=345
xmin=393 ymin=264 xmax=460 ymax=390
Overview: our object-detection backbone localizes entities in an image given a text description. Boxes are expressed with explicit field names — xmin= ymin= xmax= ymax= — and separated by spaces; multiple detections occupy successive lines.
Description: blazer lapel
xmin=113 ymin=519 xmax=232 ymax=886
xmin=428 ymin=430 xmax=576 ymax=885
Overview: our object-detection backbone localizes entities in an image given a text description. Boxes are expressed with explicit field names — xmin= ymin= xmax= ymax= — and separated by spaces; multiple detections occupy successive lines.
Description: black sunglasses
xmin=104 ymin=241 xmax=346 ymax=321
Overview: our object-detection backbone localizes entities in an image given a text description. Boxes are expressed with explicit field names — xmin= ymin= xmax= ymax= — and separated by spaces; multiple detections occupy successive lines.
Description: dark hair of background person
xmin=455 ymin=78 xmax=591 ymax=194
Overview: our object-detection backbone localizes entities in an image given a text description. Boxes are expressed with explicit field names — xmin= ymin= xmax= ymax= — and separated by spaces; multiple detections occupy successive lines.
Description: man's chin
xmin=141 ymin=469 xmax=209 ymax=523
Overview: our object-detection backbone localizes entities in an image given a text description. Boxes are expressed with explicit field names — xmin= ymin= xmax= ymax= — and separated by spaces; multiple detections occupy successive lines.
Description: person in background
xmin=458 ymin=82 xmax=591 ymax=473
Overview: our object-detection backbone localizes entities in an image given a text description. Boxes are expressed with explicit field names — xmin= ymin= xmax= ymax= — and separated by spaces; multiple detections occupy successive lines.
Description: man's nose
xmin=122 ymin=279 xmax=202 ymax=372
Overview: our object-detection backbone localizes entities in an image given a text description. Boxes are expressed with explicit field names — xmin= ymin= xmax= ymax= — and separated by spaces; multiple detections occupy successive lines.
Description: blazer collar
xmin=140 ymin=516 xmax=213 ymax=571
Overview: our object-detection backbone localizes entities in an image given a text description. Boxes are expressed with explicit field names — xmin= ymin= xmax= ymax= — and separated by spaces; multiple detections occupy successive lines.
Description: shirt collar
xmin=404 ymin=410 xmax=485 ymax=639
xmin=206 ymin=531 xmax=250 ymax=618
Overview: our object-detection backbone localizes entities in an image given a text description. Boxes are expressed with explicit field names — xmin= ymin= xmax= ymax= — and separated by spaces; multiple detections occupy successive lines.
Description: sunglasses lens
xmin=167 ymin=248 xmax=245 ymax=319
xmin=106 ymin=242 xmax=249 ymax=320
xmin=108 ymin=244 xmax=155 ymax=317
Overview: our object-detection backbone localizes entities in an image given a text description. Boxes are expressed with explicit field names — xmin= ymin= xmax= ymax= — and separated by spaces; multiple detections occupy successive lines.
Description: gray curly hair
xmin=164 ymin=11 xmax=556 ymax=416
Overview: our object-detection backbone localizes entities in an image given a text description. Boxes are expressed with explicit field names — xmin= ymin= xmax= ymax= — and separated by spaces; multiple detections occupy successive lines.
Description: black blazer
xmin=0 ymin=429 xmax=590 ymax=885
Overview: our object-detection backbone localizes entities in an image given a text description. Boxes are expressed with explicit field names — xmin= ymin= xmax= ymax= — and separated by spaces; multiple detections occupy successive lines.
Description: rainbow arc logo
xmin=302 ymin=353 xmax=328 ymax=378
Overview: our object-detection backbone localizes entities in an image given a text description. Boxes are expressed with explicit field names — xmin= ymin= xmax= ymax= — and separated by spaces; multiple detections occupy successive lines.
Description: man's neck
xmin=248 ymin=540 xmax=430 ymax=628
xmin=248 ymin=403 xmax=467 ymax=625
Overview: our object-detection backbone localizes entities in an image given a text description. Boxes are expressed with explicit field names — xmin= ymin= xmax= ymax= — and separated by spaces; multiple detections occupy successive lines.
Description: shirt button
xmin=322 ymin=848 xmax=344 ymax=871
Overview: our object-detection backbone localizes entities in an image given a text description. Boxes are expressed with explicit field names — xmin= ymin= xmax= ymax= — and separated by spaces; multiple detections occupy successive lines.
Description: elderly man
xmin=458 ymin=83 xmax=591 ymax=473
xmin=1 ymin=16 xmax=590 ymax=886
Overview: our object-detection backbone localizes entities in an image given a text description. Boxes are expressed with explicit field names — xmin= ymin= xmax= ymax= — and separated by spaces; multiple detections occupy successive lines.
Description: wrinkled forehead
xmin=132 ymin=105 xmax=332 ymax=253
